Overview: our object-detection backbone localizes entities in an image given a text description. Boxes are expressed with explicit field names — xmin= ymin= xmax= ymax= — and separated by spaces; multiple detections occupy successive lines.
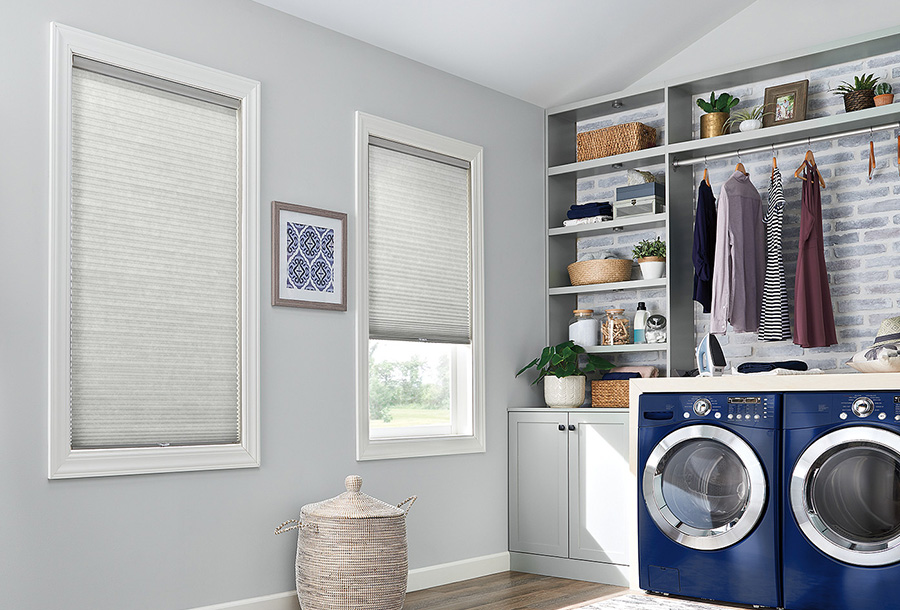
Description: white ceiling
xmin=250 ymin=0 xmax=756 ymax=108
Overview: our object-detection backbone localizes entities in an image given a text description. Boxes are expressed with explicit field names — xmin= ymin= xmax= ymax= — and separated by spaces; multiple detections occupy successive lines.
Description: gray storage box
xmin=615 ymin=182 xmax=665 ymax=201
xmin=613 ymin=195 xmax=665 ymax=219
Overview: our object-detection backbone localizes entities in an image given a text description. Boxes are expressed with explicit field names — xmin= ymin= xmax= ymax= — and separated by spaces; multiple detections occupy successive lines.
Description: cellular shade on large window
xmin=367 ymin=138 xmax=471 ymax=345
xmin=68 ymin=61 xmax=242 ymax=449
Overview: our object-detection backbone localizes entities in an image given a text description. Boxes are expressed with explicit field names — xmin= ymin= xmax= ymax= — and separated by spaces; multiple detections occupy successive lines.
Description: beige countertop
xmin=630 ymin=371 xmax=900 ymax=395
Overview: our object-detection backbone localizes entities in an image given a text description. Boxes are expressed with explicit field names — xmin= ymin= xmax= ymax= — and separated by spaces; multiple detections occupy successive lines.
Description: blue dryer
xmin=783 ymin=392 xmax=900 ymax=610
xmin=638 ymin=393 xmax=781 ymax=608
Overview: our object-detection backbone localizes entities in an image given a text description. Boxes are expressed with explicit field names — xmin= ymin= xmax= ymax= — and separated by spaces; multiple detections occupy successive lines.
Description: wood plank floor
xmin=403 ymin=571 xmax=627 ymax=610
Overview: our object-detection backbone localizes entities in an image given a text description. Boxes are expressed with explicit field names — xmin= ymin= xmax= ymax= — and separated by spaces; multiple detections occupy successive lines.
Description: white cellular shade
xmin=367 ymin=144 xmax=471 ymax=344
xmin=69 ymin=67 xmax=242 ymax=448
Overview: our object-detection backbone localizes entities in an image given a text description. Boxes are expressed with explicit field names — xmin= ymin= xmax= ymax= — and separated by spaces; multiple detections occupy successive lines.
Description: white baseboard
xmin=190 ymin=552 xmax=511 ymax=610
xmin=407 ymin=551 xmax=510 ymax=592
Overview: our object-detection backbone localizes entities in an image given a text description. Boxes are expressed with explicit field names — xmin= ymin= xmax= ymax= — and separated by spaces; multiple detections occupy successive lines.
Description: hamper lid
xmin=301 ymin=475 xmax=405 ymax=519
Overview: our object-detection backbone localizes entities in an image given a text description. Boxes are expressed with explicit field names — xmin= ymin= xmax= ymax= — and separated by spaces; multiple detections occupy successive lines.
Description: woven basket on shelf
xmin=275 ymin=475 xmax=416 ymax=610
xmin=576 ymin=122 xmax=657 ymax=162
xmin=843 ymin=90 xmax=876 ymax=112
xmin=592 ymin=379 xmax=631 ymax=408
xmin=567 ymin=259 xmax=633 ymax=286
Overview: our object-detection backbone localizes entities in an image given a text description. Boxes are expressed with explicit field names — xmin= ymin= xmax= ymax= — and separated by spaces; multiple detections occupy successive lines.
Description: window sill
xmin=356 ymin=433 xmax=485 ymax=461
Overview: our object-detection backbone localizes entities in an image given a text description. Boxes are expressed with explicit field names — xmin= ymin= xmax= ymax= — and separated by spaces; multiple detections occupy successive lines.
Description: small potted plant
xmin=516 ymin=340 xmax=612 ymax=408
xmin=724 ymin=104 xmax=773 ymax=132
xmin=832 ymin=73 xmax=879 ymax=112
xmin=697 ymin=91 xmax=740 ymax=138
xmin=633 ymin=237 xmax=666 ymax=280
xmin=875 ymin=82 xmax=894 ymax=106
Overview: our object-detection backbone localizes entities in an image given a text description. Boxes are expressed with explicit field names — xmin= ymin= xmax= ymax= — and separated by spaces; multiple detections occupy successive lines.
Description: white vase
xmin=543 ymin=375 xmax=586 ymax=408
xmin=740 ymin=119 xmax=762 ymax=132
xmin=638 ymin=257 xmax=666 ymax=280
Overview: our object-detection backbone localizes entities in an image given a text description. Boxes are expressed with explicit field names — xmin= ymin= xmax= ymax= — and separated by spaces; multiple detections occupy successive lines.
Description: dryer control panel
xmin=785 ymin=392 xmax=900 ymax=428
xmin=838 ymin=394 xmax=900 ymax=422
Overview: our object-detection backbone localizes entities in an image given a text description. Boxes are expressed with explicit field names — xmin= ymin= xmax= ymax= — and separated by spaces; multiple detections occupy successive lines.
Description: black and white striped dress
xmin=759 ymin=167 xmax=791 ymax=341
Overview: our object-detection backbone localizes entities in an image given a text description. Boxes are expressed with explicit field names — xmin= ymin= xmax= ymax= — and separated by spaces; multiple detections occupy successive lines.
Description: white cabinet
xmin=508 ymin=409 xmax=630 ymax=584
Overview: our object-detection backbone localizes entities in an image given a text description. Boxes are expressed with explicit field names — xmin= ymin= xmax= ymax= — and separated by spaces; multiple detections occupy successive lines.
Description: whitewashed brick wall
xmin=574 ymin=50 xmax=900 ymax=373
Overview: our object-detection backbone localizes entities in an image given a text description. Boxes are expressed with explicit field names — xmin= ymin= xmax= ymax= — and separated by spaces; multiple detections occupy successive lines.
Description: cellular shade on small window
xmin=69 ymin=62 xmax=242 ymax=449
xmin=367 ymin=139 xmax=471 ymax=344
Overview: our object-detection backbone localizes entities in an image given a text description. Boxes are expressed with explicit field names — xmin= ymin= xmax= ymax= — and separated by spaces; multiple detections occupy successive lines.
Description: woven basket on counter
xmin=592 ymin=379 xmax=631 ymax=408
xmin=576 ymin=122 xmax=657 ymax=162
xmin=276 ymin=475 xmax=416 ymax=610
xmin=567 ymin=259 xmax=632 ymax=286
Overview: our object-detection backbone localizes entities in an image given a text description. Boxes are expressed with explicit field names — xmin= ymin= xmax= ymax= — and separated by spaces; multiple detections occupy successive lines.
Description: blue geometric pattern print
xmin=286 ymin=222 xmax=334 ymax=293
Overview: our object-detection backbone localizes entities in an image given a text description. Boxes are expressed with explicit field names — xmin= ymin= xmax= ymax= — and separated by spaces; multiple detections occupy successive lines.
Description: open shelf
xmin=585 ymin=343 xmax=669 ymax=354
xmin=549 ymin=213 xmax=666 ymax=237
xmin=549 ymin=278 xmax=667 ymax=296
xmin=548 ymin=147 xmax=665 ymax=179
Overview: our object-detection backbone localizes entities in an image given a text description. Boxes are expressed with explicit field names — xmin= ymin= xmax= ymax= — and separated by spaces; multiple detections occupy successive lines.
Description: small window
xmin=49 ymin=24 xmax=260 ymax=478
xmin=356 ymin=113 xmax=484 ymax=460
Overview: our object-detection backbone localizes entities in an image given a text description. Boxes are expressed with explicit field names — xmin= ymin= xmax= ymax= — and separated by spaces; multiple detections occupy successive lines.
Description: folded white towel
xmin=562 ymin=215 xmax=612 ymax=227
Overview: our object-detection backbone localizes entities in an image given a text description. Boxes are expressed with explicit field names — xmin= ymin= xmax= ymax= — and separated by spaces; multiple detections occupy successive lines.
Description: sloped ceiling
xmin=250 ymin=0 xmax=755 ymax=108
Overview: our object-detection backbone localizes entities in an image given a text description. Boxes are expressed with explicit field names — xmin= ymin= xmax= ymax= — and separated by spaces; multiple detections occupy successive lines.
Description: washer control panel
xmin=677 ymin=394 xmax=777 ymax=426
xmin=836 ymin=394 xmax=900 ymax=421
xmin=725 ymin=396 xmax=774 ymax=422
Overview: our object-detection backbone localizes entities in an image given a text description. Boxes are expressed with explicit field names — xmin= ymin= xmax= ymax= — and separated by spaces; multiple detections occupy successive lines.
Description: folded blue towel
xmin=737 ymin=360 xmax=808 ymax=374
xmin=567 ymin=208 xmax=607 ymax=219
xmin=602 ymin=372 xmax=641 ymax=380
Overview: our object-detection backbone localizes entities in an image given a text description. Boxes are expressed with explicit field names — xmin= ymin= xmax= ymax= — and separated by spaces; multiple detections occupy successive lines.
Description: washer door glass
xmin=643 ymin=424 xmax=767 ymax=551
xmin=791 ymin=427 xmax=900 ymax=566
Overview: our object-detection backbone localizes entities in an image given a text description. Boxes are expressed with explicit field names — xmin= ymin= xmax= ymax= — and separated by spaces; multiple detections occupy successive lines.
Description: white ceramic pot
xmin=740 ymin=119 xmax=762 ymax=132
xmin=543 ymin=375 xmax=586 ymax=408
xmin=638 ymin=257 xmax=666 ymax=279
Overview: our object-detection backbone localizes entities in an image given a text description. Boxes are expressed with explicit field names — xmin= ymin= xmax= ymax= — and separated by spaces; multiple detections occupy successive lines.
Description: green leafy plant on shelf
xmin=632 ymin=237 xmax=666 ymax=260
xmin=831 ymin=73 xmax=879 ymax=94
xmin=724 ymin=104 xmax=774 ymax=129
xmin=875 ymin=82 xmax=893 ymax=95
xmin=696 ymin=91 xmax=740 ymax=114
xmin=515 ymin=340 xmax=612 ymax=385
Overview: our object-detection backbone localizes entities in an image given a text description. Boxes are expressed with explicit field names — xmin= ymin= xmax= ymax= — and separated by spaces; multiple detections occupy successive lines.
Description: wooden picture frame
xmin=763 ymin=80 xmax=809 ymax=128
xmin=272 ymin=201 xmax=347 ymax=310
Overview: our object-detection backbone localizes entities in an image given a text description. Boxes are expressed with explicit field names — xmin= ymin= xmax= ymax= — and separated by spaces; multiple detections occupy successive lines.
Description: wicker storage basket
xmin=592 ymin=379 xmax=630 ymax=408
xmin=843 ymin=90 xmax=876 ymax=112
xmin=567 ymin=259 xmax=633 ymax=286
xmin=276 ymin=475 xmax=416 ymax=610
xmin=577 ymin=122 xmax=657 ymax=162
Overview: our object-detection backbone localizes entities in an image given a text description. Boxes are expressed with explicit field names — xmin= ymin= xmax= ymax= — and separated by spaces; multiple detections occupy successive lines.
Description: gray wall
xmin=0 ymin=2 xmax=546 ymax=608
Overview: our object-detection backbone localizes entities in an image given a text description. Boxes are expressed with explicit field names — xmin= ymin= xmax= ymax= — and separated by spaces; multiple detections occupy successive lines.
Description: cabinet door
xmin=568 ymin=411 xmax=630 ymax=565
xmin=508 ymin=411 xmax=569 ymax=557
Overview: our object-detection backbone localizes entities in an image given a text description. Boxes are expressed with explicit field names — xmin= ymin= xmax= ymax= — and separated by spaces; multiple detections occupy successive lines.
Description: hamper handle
xmin=274 ymin=519 xmax=318 ymax=535
xmin=397 ymin=495 xmax=417 ymax=515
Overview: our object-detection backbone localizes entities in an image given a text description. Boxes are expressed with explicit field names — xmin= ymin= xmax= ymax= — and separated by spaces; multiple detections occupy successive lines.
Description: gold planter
xmin=700 ymin=112 xmax=728 ymax=138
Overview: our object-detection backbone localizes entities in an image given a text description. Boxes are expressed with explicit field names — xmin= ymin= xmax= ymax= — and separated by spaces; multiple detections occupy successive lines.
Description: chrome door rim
xmin=642 ymin=424 xmax=767 ymax=550
xmin=790 ymin=426 xmax=900 ymax=566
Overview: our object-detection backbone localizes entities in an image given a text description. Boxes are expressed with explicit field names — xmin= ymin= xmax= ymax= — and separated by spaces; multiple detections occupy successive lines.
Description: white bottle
xmin=634 ymin=302 xmax=648 ymax=344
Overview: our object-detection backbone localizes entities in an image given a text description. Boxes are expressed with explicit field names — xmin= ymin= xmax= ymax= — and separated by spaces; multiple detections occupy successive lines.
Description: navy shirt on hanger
xmin=692 ymin=180 xmax=716 ymax=313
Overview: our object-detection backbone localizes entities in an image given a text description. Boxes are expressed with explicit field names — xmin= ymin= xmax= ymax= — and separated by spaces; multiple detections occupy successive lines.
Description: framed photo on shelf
xmin=272 ymin=201 xmax=347 ymax=310
xmin=763 ymin=80 xmax=809 ymax=128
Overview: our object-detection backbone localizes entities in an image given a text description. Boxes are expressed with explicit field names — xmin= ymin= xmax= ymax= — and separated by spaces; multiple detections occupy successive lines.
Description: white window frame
xmin=48 ymin=23 xmax=260 ymax=478
xmin=355 ymin=112 xmax=485 ymax=461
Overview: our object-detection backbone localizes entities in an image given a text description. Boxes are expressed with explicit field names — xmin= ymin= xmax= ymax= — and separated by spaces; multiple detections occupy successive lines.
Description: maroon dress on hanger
xmin=794 ymin=164 xmax=837 ymax=348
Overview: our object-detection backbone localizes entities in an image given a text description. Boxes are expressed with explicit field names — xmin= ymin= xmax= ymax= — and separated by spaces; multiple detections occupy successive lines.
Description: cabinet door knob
xmin=558 ymin=424 xmax=565 ymax=431
xmin=568 ymin=424 xmax=576 ymax=431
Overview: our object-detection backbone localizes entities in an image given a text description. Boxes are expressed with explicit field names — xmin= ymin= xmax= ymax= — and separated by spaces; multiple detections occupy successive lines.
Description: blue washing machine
xmin=783 ymin=392 xmax=900 ymax=610
xmin=638 ymin=393 xmax=782 ymax=608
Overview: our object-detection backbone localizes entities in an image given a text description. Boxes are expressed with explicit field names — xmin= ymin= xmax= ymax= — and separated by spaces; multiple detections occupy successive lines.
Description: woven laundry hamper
xmin=275 ymin=475 xmax=416 ymax=610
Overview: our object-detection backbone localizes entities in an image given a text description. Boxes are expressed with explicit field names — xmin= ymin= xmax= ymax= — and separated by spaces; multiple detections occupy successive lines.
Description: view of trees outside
xmin=368 ymin=340 xmax=452 ymax=428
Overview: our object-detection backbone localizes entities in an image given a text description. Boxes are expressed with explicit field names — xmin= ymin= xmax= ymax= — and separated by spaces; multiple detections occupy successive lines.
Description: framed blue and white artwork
xmin=272 ymin=201 xmax=347 ymax=310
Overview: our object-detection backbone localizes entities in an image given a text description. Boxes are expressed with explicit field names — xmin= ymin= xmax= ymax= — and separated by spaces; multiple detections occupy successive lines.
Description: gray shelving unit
xmin=544 ymin=26 xmax=900 ymax=377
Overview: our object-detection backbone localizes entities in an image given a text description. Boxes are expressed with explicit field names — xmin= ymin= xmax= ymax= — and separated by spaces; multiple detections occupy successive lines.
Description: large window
xmin=49 ymin=24 xmax=260 ymax=478
xmin=356 ymin=113 xmax=484 ymax=460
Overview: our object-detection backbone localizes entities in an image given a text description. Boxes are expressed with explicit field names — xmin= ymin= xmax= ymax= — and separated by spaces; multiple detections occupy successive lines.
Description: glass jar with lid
xmin=601 ymin=308 xmax=632 ymax=346
xmin=568 ymin=309 xmax=598 ymax=347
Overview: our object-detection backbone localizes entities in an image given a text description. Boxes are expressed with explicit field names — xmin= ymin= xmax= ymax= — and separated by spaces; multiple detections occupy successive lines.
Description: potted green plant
xmin=697 ymin=91 xmax=740 ymax=138
xmin=633 ymin=237 xmax=666 ymax=279
xmin=516 ymin=340 xmax=612 ymax=408
xmin=724 ymin=104 xmax=773 ymax=132
xmin=875 ymin=82 xmax=894 ymax=106
xmin=832 ymin=73 xmax=879 ymax=112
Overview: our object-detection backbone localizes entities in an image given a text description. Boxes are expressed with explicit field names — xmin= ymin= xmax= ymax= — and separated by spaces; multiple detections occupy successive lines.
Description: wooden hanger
xmin=735 ymin=151 xmax=748 ymax=176
xmin=702 ymin=156 xmax=711 ymax=187
xmin=794 ymin=149 xmax=826 ymax=189
xmin=771 ymin=146 xmax=777 ymax=181
xmin=869 ymin=139 xmax=876 ymax=181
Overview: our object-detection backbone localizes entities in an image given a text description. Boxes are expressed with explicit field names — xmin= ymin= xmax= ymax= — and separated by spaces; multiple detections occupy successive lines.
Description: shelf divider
xmin=549 ymin=278 xmax=666 ymax=296
xmin=549 ymin=213 xmax=666 ymax=237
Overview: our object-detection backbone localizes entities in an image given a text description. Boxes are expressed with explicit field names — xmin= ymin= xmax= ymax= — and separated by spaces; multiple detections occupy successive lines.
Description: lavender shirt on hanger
xmin=710 ymin=171 xmax=766 ymax=334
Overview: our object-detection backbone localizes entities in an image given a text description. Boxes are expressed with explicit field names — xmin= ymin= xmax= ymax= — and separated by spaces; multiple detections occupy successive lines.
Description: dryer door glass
xmin=643 ymin=424 xmax=767 ymax=551
xmin=791 ymin=426 xmax=900 ymax=566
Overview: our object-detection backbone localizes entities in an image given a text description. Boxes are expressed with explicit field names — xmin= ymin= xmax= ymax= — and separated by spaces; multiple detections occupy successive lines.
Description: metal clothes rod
xmin=672 ymin=122 xmax=900 ymax=167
